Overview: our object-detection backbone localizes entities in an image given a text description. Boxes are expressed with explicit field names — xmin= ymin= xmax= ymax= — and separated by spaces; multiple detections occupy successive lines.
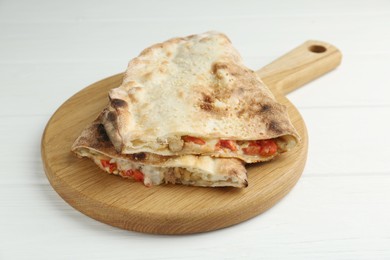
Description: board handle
xmin=256 ymin=40 xmax=342 ymax=96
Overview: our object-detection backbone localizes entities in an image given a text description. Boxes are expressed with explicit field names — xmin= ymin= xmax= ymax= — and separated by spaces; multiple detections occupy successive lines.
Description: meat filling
xmin=98 ymin=157 xmax=238 ymax=187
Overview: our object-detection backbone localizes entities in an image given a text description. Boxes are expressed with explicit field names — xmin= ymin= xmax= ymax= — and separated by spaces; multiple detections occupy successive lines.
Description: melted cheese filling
xmin=77 ymin=149 xmax=242 ymax=187
xmin=129 ymin=136 xmax=293 ymax=160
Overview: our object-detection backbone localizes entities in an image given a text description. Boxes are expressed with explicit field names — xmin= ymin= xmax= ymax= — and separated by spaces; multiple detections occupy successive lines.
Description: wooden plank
xmin=40 ymin=73 xmax=307 ymax=234
xmin=41 ymin=38 xmax=344 ymax=234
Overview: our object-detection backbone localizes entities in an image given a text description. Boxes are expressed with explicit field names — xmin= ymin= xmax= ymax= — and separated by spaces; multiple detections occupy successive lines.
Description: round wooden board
xmin=41 ymin=73 xmax=307 ymax=234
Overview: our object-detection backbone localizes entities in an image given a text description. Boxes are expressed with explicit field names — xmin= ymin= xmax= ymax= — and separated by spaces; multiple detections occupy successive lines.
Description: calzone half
xmin=103 ymin=31 xmax=299 ymax=163
xmin=72 ymin=116 xmax=248 ymax=188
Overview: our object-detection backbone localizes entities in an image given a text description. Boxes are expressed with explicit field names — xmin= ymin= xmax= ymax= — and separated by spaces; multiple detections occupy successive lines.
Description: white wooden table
xmin=1 ymin=0 xmax=390 ymax=259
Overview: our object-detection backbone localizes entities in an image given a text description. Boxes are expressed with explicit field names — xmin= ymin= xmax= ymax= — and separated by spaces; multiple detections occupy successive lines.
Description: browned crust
xmin=110 ymin=99 xmax=128 ymax=109
xmin=101 ymin=108 xmax=124 ymax=152
xmin=72 ymin=118 xmax=171 ymax=164
xmin=215 ymin=158 xmax=248 ymax=187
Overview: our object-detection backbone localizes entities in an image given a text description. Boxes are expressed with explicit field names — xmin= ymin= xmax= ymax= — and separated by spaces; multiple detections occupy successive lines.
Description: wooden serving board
xmin=41 ymin=40 xmax=341 ymax=234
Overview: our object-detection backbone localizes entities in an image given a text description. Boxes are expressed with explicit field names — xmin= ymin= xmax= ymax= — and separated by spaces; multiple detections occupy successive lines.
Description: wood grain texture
xmin=41 ymin=41 xmax=341 ymax=234
xmin=257 ymin=40 xmax=342 ymax=95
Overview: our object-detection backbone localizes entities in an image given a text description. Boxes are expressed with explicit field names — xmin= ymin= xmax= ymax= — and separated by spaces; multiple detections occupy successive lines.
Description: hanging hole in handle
xmin=309 ymin=45 xmax=327 ymax=53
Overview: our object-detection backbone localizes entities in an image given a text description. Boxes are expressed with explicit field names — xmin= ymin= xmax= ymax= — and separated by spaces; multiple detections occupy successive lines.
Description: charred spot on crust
xmin=203 ymin=93 xmax=213 ymax=104
xmin=268 ymin=120 xmax=283 ymax=135
xmin=107 ymin=111 xmax=117 ymax=122
xmin=211 ymin=62 xmax=228 ymax=74
xmin=111 ymin=99 xmax=128 ymax=109
xmin=97 ymin=124 xmax=110 ymax=142
xmin=200 ymin=93 xmax=214 ymax=111
xmin=200 ymin=103 xmax=213 ymax=111
xmin=260 ymin=104 xmax=271 ymax=113
xmin=132 ymin=152 xmax=146 ymax=161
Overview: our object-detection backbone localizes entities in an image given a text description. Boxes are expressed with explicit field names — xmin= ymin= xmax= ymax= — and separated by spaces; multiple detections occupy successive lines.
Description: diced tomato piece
xmin=101 ymin=159 xmax=110 ymax=168
xmin=242 ymin=140 xmax=278 ymax=157
xmin=257 ymin=140 xmax=278 ymax=157
xmin=122 ymin=169 xmax=144 ymax=182
xmin=122 ymin=169 xmax=134 ymax=177
xmin=242 ymin=144 xmax=261 ymax=155
xmin=100 ymin=159 xmax=117 ymax=173
xmin=216 ymin=140 xmax=237 ymax=151
xmin=182 ymin=135 xmax=206 ymax=145
xmin=132 ymin=170 xmax=144 ymax=182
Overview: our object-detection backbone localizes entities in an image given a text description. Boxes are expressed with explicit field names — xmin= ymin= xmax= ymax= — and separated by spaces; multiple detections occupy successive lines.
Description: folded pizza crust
xmin=102 ymin=31 xmax=299 ymax=163
xmin=72 ymin=118 xmax=248 ymax=188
